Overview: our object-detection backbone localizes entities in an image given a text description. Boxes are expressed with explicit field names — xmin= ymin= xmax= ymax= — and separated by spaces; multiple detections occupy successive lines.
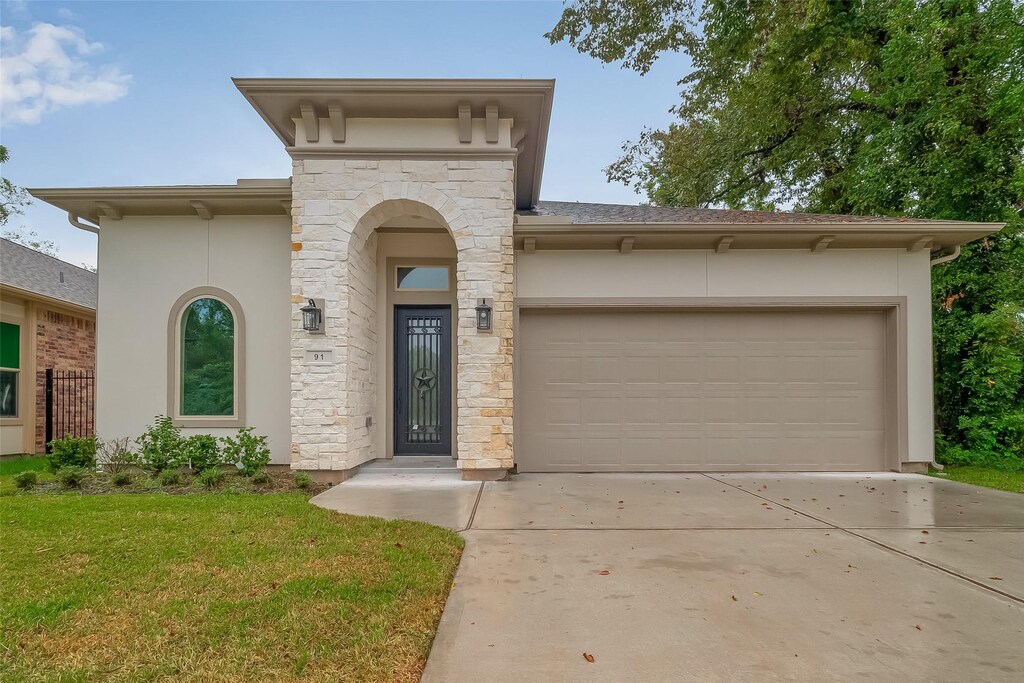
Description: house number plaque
xmin=304 ymin=349 xmax=333 ymax=365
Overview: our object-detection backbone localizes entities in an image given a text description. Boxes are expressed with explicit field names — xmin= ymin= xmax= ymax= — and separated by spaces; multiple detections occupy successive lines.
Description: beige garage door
xmin=518 ymin=309 xmax=887 ymax=472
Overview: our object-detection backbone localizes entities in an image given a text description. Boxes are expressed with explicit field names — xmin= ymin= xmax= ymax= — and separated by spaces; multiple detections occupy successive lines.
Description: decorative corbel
xmin=908 ymin=235 xmax=935 ymax=252
xmin=619 ymin=236 xmax=635 ymax=254
xmin=190 ymin=200 xmax=214 ymax=220
xmin=458 ymin=102 xmax=472 ymax=143
xmin=812 ymin=235 xmax=836 ymax=253
xmin=95 ymin=202 xmax=122 ymax=220
xmin=280 ymin=200 xmax=292 ymax=215
xmin=485 ymin=102 xmax=499 ymax=143
xmin=327 ymin=102 xmax=345 ymax=143
xmin=523 ymin=237 xmax=536 ymax=254
xmin=715 ymin=235 xmax=734 ymax=253
xmin=299 ymin=101 xmax=319 ymax=144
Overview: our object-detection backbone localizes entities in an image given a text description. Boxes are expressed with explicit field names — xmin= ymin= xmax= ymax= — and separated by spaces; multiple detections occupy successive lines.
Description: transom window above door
xmin=396 ymin=266 xmax=449 ymax=291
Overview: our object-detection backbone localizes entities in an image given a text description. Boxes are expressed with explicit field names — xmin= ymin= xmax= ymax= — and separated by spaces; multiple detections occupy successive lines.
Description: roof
xmin=0 ymin=238 xmax=97 ymax=310
xmin=520 ymin=200 xmax=970 ymax=225
xmin=234 ymin=78 xmax=555 ymax=210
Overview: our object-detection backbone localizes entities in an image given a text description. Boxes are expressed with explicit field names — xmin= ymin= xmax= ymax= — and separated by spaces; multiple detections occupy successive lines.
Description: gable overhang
xmin=513 ymin=216 xmax=1003 ymax=252
xmin=233 ymin=78 xmax=555 ymax=210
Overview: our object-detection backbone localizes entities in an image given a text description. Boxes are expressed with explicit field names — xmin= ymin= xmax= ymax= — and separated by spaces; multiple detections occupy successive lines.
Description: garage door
xmin=518 ymin=309 xmax=887 ymax=472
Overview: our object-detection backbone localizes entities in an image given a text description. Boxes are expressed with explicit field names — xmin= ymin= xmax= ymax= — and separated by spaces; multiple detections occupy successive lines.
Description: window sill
xmin=172 ymin=416 xmax=245 ymax=429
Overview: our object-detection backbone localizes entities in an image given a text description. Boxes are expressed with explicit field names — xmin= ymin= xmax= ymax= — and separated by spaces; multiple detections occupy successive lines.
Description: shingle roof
xmin=519 ymin=200 xmax=941 ymax=225
xmin=0 ymin=238 xmax=97 ymax=309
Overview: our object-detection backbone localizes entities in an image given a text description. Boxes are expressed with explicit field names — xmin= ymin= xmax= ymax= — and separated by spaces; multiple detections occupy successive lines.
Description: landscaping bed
xmin=0 ymin=492 xmax=464 ymax=682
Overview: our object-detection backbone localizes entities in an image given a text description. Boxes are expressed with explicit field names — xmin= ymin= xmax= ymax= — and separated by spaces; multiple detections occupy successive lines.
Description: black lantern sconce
xmin=475 ymin=298 xmax=493 ymax=332
xmin=300 ymin=298 xmax=325 ymax=334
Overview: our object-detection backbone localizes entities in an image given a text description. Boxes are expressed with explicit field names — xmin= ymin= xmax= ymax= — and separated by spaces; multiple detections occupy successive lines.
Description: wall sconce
xmin=300 ymin=298 xmax=325 ymax=334
xmin=475 ymin=298 xmax=493 ymax=331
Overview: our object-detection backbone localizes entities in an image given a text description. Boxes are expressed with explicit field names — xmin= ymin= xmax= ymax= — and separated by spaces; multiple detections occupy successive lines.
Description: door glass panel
xmin=396 ymin=266 xmax=449 ymax=291
xmin=405 ymin=315 xmax=442 ymax=444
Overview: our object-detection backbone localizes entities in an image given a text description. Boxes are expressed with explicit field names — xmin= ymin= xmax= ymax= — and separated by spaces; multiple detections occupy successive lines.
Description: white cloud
xmin=0 ymin=22 xmax=130 ymax=125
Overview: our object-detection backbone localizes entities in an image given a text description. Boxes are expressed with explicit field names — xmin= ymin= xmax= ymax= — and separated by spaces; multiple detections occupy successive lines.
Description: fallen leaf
xmin=583 ymin=653 xmax=595 ymax=663
xmin=921 ymin=530 xmax=929 ymax=535
xmin=731 ymin=595 xmax=738 ymax=602
xmin=598 ymin=570 xmax=610 ymax=576
xmin=915 ymin=625 xmax=922 ymax=631
xmin=989 ymin=577 xmax=1003 ymax=581
xmin=395 ymin=543 xmax=403 ymax=549
xmin=753 ymin=591 xmax=762 ymax=596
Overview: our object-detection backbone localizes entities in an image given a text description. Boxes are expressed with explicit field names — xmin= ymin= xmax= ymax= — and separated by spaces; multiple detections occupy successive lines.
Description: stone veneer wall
xmin=289 ymin=158 xmax=515 ymax=472
xmin=34 ymin=307 xmax=96 ymax=452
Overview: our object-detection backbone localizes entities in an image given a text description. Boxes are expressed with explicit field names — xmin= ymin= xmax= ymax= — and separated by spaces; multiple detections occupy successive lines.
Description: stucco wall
xmin=515 ymin=248 xmax=935 ymax=463
xmin=96 ymin=215 xmax=291 ymax=462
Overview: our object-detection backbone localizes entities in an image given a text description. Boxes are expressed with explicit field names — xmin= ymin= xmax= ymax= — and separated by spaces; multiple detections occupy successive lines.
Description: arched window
xmin=168 ymin=288 xmax=245 ymax=426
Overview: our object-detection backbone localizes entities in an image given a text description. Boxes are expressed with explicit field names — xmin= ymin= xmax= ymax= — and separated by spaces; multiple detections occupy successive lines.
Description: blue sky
xmin=1 ymin=0 xmax=688 ymax=268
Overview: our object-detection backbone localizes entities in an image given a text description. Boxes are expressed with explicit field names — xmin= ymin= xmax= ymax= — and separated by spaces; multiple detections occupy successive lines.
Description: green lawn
xmin=0 ymin=455 xmax=51 ymax=496
xmin=930 ymin=466 xmax=1024 ymax=494
xmin=0 ymin=494 xmax=463 ymax=682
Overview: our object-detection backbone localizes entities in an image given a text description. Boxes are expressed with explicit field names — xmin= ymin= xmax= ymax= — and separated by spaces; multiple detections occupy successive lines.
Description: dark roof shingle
xmin=519 ymin=200 xmax=937 ymax=225
xmin=0 ymin=238 xmax=97 ymax=309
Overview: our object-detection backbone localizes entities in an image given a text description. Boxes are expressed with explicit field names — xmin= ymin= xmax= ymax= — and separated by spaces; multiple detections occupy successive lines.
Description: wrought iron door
xmin=394 ymin=306 xmax=452 ymax=455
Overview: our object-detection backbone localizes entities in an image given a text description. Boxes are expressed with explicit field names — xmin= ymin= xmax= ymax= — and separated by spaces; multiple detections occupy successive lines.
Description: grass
xmin=929 ymin=466 xmax=1024 ymax=494
xmin=0 ymin=494 xmax=464 ymax=682
xmin=0 ymin=455 xmax=51 ymax=495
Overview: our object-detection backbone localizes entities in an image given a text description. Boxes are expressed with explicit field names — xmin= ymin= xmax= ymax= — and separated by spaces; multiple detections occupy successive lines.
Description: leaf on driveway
xmin=915 ymin=625 xmax=922 ymax=631
xmin=731 ymin=594 xmax=738 ymax=601
xmin=989 ymin=577 xmax=1003 ymax=581
xmin=598 ymin=570 xmax=610 ymax=575
xmin=583 ymin=652 xmax=595 ymax=663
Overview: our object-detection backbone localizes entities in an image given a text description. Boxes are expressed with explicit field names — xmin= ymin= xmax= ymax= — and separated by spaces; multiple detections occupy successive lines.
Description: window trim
xmin=167 ymin=287 xmax=245 ymax=428
xmin=394 ymin=265 xmax=451 ymax=292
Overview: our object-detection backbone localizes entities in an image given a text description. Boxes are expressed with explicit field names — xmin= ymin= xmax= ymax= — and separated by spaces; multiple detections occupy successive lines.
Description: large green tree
xmin=550 ymin=0 xmax=1024 ymax=467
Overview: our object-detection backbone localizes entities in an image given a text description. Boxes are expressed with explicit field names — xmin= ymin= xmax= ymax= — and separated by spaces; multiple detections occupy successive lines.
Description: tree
xmin=550 ymin=0 xmax=1024 ymax=468
xmin=0 ymin=145 xmax=31 ymax=228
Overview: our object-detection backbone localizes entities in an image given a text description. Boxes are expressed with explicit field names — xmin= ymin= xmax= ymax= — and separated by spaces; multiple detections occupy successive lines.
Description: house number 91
xmin=305 ymin=349 xmax=333 ymax=365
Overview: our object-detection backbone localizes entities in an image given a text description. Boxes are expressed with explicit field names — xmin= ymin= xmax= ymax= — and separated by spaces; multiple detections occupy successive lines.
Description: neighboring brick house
xmin=0 ymin=238 xmax=97 ymax=455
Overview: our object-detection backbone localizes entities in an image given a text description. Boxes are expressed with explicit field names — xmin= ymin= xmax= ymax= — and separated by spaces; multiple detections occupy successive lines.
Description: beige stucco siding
xmin=96 ymin=215 xmax=291 ymax=462
xmin=515 ymin=248 xmax=935 ymax=464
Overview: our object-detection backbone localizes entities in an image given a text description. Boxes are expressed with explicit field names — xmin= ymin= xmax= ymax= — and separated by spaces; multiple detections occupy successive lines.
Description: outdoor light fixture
xmin=300 ymin=298 xmax=324 ymax=334
xmin=475 ymin=298 xmax=493 ymax=332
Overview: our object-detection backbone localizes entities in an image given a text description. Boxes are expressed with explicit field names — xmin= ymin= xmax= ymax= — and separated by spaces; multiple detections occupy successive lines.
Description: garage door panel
xmin=518 ymin=309 xmax=888 ymax=472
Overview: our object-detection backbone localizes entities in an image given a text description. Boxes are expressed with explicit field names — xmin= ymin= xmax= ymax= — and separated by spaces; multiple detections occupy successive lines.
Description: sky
xmin=0 ymin=0 xmax=689 ymax=268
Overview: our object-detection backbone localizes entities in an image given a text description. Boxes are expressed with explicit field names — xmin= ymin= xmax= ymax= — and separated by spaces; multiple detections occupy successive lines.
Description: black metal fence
xmin=44 ymin=369 xmax=95 ymax=452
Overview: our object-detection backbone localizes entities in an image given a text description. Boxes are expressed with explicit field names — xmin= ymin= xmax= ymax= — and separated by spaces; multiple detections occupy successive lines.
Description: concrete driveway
xmin=313 ymin=471 xmax=1024 ymax=682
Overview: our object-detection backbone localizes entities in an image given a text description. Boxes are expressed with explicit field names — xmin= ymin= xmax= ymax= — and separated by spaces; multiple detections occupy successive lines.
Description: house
xmin=28 ymin=78 xmax=999 ymax=480
xmin=0 ymin=238 xmax=97 ymax=455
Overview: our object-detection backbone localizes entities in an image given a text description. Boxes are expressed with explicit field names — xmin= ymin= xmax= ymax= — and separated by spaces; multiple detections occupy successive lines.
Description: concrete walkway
xmin=313 ymin=470 xmax=1024 ymax=682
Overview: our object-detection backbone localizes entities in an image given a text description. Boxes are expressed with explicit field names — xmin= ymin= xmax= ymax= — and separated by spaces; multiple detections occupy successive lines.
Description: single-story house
xmin=29 ymin=78 xmax=999 ymax=480
xmin=0 ymin=238 xmax=97 ymax=455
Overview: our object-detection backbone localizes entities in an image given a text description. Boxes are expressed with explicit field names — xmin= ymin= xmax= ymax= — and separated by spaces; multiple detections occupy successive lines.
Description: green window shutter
xmin=0 ymin=322 xmax=19 ymax=369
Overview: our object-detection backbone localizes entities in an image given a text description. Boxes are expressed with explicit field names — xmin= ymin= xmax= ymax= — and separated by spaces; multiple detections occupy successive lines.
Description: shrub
xmin=220 ymin=427 xmax=271 ymax=477
xmin=181 ymin=434 xmax=222 ymax=472
xmin=46 ymin=436 xmax=97 ymax=473
xmin=136 ymin=416 xmax=183 ymax=473
xmin=196 ymin=468 xmax=225 ymax=488
xmin=110 ymin=471 xmax=132 ymax=487
xmin=13 ymin=471 xmax=37 ymax=490
xmin=251 ymin=470 xmax=271 ymax=485
xmin=158 ymin=469 xmax=183 ymax=487
xmin=294 ymin=471 xmax=313 ymax=490
xmin=97 ymin=437 xmax=137 ymax=473
xmin=56 ymin=466 xmax=87 ymax=489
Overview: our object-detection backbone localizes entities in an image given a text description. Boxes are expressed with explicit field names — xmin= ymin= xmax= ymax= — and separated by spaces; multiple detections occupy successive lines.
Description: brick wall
xmin=34 ymin=307 xmax=96 ymax=452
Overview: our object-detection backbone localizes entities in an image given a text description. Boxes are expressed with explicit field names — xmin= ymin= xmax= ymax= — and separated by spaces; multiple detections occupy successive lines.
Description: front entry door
xmin=394 ymin=306 xmax=452 ymax=455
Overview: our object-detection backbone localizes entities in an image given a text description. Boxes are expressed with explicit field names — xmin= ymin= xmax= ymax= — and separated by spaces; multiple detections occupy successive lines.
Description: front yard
xmin=929 ymin=465 xmax=1024 ymax=494
xmin=0 ymin=491 xmax=463 ymax=682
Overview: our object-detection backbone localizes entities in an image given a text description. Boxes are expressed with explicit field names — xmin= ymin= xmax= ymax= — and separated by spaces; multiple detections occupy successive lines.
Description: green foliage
xmin=196 ymin=467 xmax=225 ymax=488
xmin=220 ymin=427 xmax=271 ymax=477
xmin=136 ymin=416 xmax=183 ymax=473
xmin=13 ymin=471 xmax=37 ymax=490
xmin=157 ymin=469 xmax=183 ymax=487
xmin=0 ymin=145 xmax=32 ymax=228
xmin=46 ymin=436 xmax=97 ymax=473
xmin=110 ymin=471 xmax=132 ymax=487
xmin=181 ymin=434 xmax=222 ymax=472
xmin=294 ymin=471 xmax=313 ymax=490
xmin=551 ymin=0 xmax=1024 ymax=468
xmin=251 ymin=470 xmax=271 ymax=485
xmin=181 ymin=298 xmax=235 ymax=416
xmin=56 ymin=466 xmax=87 ymax=489
xmin=96 ymin=437 xmax=137 ymax=473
